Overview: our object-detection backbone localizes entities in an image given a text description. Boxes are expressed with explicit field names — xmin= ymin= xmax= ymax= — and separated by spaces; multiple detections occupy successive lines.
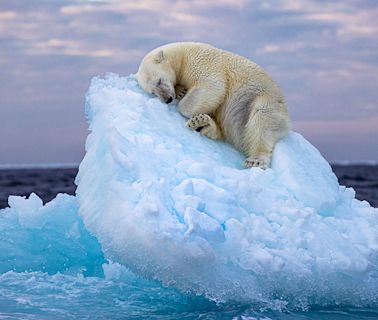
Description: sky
xmin=0 ymin=0 xmax=377 ymax=164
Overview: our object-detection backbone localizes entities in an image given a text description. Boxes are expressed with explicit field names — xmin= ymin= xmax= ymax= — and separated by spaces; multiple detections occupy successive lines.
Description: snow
xmin=73 ymin=73 xmax=378 ymax=305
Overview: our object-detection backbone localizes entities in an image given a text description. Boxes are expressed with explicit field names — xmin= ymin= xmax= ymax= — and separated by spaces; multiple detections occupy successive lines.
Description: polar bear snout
xmin=154 ymin=90 xmax=174 ymax=104
xmin=153 ymin=83 xmax=175 ymax=104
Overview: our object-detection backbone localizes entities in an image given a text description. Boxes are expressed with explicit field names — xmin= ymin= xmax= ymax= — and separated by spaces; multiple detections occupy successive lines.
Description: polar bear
xmin=136 ymin=42 xmax=290 ymax=169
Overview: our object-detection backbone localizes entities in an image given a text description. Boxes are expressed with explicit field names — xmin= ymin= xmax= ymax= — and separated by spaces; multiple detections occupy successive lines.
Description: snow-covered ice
xmin=73 ymin=73 xmax=378 ymax=306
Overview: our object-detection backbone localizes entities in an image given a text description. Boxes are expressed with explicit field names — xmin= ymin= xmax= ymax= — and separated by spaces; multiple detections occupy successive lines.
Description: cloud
xmin=25 ymin=38 xmax=113 ymax=57
xmin=0 ymin=0 xmax=377 ymax=163
xmin=256 ymin=41 xmax=311 ymax=54
xmin=0 ymin=10 xmax=17 ymax=20
xmin=295 ymin=117 xmax=378 ymax=136
xmin=60 ymin=0 xmax=248 ymax=16
xmin=263 ymin=0 xmax=378 ymax=40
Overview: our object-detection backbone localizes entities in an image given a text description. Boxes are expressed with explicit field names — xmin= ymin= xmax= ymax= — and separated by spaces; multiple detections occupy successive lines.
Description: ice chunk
xmin=76 ymin=73 xmax=378 ymax=306
xmin=0 ymin=193 xmax=105 ymax=276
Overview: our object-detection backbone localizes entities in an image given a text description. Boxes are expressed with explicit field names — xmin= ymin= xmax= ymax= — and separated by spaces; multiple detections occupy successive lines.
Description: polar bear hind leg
xmin=243 ymin=96 xmax=289 ymax=169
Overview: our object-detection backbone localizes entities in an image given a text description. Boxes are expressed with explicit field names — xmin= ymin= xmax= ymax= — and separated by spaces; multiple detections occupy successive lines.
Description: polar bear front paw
xmin=244 ymin=155 xmax=270 ymax=170
xmin=186 ymin=114 xmax=211 ymax=131
xmin=175 ymin=85 xmax=187 ymax=101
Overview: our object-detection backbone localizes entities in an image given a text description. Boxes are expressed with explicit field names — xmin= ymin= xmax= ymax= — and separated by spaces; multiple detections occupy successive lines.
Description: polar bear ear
xmin=154 ymin=50 xmax=164 ymax=64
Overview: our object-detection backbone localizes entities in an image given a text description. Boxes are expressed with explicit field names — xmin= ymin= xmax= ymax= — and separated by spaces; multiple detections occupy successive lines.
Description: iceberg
xmin=74 ymin=73 xmax=378 ymax=306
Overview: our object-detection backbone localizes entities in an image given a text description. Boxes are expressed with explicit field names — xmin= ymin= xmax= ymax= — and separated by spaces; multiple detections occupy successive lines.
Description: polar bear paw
xmin=186 ymin=114 xmax=211 ymax=132
xmin=175 ymin=85 xmax=187 ymax=101
xmin=244 ymin=155 xmax=271 ymax=170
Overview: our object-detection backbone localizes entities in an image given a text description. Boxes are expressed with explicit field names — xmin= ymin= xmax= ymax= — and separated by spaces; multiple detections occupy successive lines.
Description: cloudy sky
xmin=1 ymin=0 xmax=377 ymax=164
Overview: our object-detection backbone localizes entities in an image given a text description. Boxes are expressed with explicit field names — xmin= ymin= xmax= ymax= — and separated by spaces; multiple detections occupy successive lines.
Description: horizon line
xmin=0 ymin=160 xmax=377 ymax=170
xmin=0 ymin=163 xmax=80 ymax=170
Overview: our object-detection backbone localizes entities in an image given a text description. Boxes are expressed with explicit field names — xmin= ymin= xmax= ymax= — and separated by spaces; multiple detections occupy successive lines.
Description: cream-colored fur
xmin=136 ymin=42 xmax=290 ymax=169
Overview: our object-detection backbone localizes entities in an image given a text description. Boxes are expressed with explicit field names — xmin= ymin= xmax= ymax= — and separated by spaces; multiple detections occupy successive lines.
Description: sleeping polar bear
xmin=136 ymin=42 xmax=290 ymax=169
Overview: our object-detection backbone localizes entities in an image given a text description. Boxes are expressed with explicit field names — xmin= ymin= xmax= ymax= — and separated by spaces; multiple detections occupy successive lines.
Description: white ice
xmin=75 ymin=73 xmax=378 ymax=307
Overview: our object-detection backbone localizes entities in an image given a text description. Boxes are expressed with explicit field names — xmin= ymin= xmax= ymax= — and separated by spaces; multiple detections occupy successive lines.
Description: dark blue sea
xmin=0 ymin=165 xmax=377 ymax=319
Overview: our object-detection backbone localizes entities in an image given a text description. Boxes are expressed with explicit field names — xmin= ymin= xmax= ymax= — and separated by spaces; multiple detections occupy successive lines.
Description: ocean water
xmin=1 ymin=165 xmax=378 ymax=210
xmin=0 ymin=165 xmax=377 ymax=320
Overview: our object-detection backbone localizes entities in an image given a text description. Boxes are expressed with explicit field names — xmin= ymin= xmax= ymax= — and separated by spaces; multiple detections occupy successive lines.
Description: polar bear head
xmin=136 ymin=50 xmax=176 ymax=104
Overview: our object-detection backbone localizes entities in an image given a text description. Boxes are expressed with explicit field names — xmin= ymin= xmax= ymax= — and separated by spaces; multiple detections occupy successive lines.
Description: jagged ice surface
xmin=75 ymin=73 xmax=378 ymax=307
xmin=0 ymin=193 xmax=104 ymax=276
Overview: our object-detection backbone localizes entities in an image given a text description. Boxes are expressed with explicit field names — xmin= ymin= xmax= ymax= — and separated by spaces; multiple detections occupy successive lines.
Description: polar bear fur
xmin=136 ymin=42 xmax=290 ymax=169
